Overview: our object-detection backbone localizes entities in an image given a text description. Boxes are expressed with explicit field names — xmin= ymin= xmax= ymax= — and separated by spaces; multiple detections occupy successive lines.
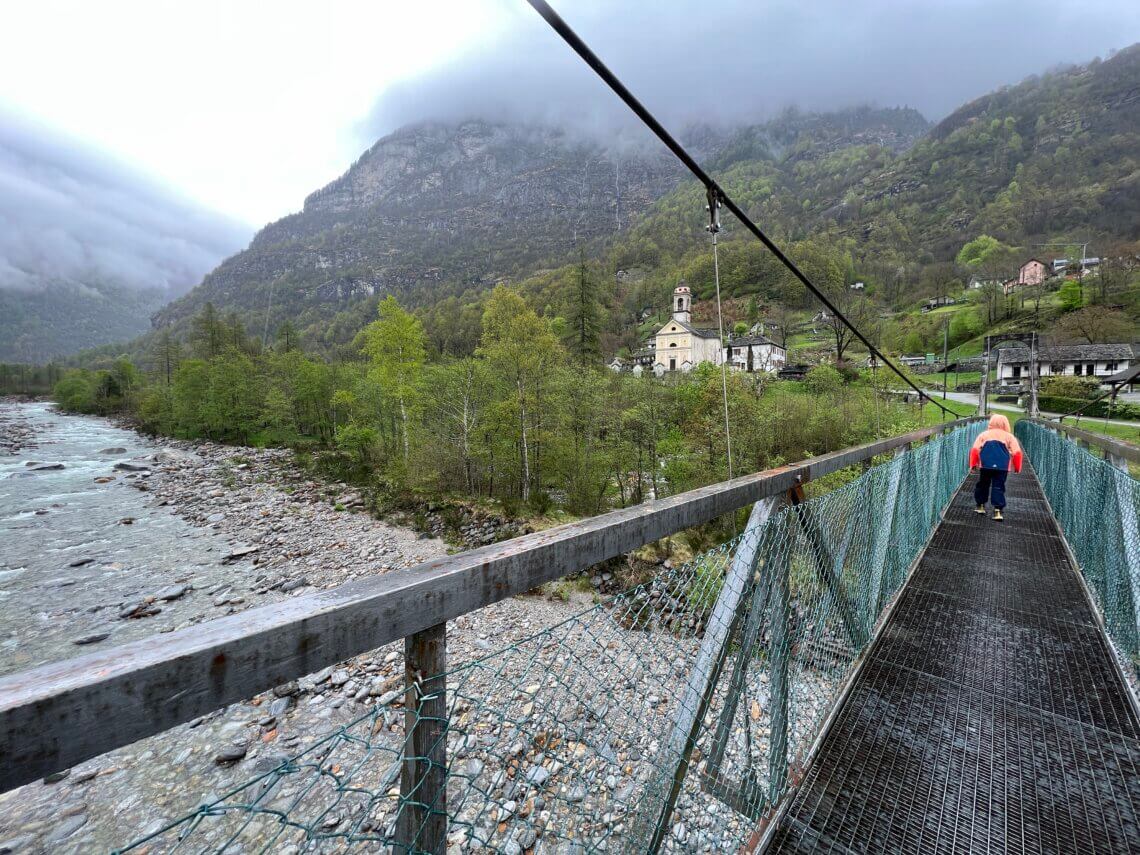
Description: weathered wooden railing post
xmin=395 ymin=623 xmax=447 ymax=855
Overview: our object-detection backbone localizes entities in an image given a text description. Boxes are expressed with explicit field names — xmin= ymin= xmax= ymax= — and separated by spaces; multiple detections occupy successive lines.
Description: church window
xmin=669 ymin=342 xmax=677 ymax=348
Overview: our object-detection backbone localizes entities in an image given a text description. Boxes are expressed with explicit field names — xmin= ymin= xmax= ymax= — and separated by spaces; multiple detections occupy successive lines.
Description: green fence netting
xmin=116 ymin=422 xmax=983 ymax=854
xmin=1016 ymin=421 xmax=1140 ymax=687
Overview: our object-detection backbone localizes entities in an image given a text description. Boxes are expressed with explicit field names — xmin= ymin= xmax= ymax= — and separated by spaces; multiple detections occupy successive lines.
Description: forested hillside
xmin=146 ymin=45 xmax=1140 ymax=358
xmin=151 ymin=108 xmax=931 ymax=350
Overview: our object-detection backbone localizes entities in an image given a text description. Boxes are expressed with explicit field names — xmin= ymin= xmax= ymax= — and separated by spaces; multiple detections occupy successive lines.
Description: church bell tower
xmin=672 ymin=284 xmax=692 ymax=324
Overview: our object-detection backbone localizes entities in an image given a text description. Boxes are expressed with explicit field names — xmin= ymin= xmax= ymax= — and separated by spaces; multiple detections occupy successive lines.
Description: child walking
xmin=969 ymin=414 xmax=1023 ymax=521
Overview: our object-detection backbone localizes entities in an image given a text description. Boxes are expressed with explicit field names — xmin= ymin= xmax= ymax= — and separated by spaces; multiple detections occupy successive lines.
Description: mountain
xmin=153 ymin=109 xmax=930 ymax=345
xmin=0 ymin=113 xmax=250 ymax=363
xmin=156 ymin=44 xmax=1139 ymax=354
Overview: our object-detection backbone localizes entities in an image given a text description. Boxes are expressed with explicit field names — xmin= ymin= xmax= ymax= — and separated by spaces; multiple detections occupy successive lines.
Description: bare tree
xmin=1053 ymin=306 xmax=1134 ymax=344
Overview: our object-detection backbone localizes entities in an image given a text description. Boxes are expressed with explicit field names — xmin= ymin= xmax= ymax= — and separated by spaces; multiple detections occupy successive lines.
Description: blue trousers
xmin=974 ymin=468 xmax=1008 ymax=509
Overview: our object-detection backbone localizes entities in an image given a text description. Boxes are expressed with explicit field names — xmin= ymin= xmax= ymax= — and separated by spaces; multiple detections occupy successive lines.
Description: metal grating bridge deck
xmin=768 ymin=466 xmax=1140 ymax=854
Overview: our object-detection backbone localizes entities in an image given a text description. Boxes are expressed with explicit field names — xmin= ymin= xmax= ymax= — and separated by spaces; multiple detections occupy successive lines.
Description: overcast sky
xmin=3 ymin=0 xmax=1139 ymax=231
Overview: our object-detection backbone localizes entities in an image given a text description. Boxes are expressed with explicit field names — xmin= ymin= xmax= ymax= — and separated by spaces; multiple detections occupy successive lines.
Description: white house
xmin=726 ymin=333 xmax=787 ymax=373
xmin=995 ymin=343 xmax=1134 ymax=384
xmin=653 ymin=284 xmax=723 ymax=373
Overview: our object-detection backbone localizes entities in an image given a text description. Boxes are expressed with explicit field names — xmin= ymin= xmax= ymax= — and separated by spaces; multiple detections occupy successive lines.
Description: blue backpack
xmin=979 ymin=439 xmax=1011 ymax=471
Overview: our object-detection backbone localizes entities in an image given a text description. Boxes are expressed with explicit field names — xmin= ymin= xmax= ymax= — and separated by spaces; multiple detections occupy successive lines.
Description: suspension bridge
xmin=3 ymin=4 xmax=1139 ymax=852
xmin=1 ymin=417 xmax=1138 ymax=853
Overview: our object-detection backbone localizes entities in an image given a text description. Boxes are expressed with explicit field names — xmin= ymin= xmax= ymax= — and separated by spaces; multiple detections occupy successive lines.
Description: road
xmin=938 ymin=390 xmax=1140 ymax=429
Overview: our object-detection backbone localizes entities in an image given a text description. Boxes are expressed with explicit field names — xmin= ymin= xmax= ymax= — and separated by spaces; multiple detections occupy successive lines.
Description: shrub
xmin=1037 ymin=395 xmax=1140 ymax=420
xmin=804 ymin=364 xmax=843 ymax=395
xmin=1040 ymin=375 xmax=1101 ymax=400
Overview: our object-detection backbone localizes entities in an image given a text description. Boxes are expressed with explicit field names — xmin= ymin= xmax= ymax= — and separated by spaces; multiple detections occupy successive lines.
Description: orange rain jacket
xmin=969 ymin=414 xmax=1023 ymax=473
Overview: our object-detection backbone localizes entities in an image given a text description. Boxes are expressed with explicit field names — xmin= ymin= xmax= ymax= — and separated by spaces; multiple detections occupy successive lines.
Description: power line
xmin=524 ymin=0 xmax=956 ymax=418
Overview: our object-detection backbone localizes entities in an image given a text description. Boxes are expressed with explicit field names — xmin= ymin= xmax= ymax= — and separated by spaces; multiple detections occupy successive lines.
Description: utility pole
xmin=942 ymin=321 xmax=949 ymax=401
xmin=1028 ymin=331 xmax=1040 ymax=418
xmin=978 ymin=336 xmax=989 ymax=417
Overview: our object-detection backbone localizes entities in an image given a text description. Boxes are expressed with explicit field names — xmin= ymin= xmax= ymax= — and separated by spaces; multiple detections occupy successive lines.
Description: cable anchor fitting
xmin=705 ymin=187 xmax=721 ymax=234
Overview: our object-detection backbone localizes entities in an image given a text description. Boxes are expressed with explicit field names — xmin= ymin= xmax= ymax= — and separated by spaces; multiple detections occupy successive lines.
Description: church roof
xmin=658 ymin=319 xmax=720 ymax=339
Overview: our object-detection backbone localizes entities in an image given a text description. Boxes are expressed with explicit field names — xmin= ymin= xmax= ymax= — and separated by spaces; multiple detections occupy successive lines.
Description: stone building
xmin=727 ymin=332 xmax=787 ymax=373
xmin=995 ymin=343 xmax=1135 ymax=384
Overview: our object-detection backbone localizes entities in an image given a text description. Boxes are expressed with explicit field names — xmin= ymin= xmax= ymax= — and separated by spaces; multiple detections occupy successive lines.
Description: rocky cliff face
xmin=153 ymin=121 xmax=688 ymax=333
xmin=154 ymin=109 xmax=931 ymax=340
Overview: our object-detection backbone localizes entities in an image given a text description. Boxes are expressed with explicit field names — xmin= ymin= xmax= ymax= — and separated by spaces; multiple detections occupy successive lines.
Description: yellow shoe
xmin=975 ymin=505 xmax=986 ymax=514
xmin=993 ymin=509 xmax=1004 ymax=521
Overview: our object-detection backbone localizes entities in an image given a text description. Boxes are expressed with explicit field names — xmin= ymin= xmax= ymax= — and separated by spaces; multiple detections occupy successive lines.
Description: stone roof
xmin=996 ymin=343 xmax=1134 ymax=364
xmin=729 ymin=334 xmax=782 ymax=348
xmin=1106 ymin=363 xmax=1140 ymax=385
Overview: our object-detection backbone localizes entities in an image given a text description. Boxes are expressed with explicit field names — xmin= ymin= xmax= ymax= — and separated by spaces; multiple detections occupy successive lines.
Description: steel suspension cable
xmin=525 ymin=0 xmax=956 ymax=418
xmin=710 ymin=195 xmax=734 ymax=480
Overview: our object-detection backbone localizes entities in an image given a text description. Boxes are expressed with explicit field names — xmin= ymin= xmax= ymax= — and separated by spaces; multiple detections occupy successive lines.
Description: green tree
xmin=566 ymin=253 xmax=602 ymax=365
xmin=478 ymin=286 xmax=562 ymax=503
xmin=1058 ymin=279 xmax=1084 ymax=312
xmin=191 ymin=303 xmax=225 ymax=359
xmin=956 ymin=235 xmax=1011 ymax=268
xmin=360 ymin=296 xmax=427 ymax=469
xmin=276 ymin=320 xmax=300 ymax=353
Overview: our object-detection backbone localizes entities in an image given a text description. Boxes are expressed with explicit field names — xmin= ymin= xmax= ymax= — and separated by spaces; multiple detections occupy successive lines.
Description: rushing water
xmin=0 ymin=401 xmax=237 ymax=676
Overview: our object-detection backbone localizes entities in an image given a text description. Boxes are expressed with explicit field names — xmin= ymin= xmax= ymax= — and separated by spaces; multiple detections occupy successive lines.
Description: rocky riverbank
xmin=0 ymin=405 xmax=771 ymax=853
xmin=0 ymin=400 xmax=38 ymax=455
xmin=0 ymin=407 xmax=592 ymax=852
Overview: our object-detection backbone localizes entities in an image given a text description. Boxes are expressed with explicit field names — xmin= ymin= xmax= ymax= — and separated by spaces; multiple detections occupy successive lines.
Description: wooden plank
xmin=0 ymin=419 xmax=978 ymax=792
xmin=641 ymin=496 xmax=782 ymax=853
xmin=394 ymin=623 xmax=447 ymax=855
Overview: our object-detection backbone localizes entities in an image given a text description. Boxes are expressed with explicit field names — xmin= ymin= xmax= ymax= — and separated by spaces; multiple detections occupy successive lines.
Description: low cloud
xmin=363 ymin=0 xmax=1140 ymax=143
xmin=0 ymin=111 xmax=250 ymax=295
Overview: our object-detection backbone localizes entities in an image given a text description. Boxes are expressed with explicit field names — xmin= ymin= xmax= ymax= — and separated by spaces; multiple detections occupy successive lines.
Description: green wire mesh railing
xmin=1016 ymin=421 xmax=1140 ymax=689
xmin=116 ymin=422 xmax=983 ymax=854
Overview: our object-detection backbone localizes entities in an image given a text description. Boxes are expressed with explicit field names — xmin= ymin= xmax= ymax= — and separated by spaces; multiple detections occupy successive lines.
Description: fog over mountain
xmin=0 ymin=112 xmax=250 ymax=297
xmin=365 ymin=0 xmax=1140 ymax=144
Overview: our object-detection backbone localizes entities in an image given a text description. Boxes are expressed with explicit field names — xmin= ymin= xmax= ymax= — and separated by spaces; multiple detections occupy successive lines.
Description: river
xmin=0 ymin=401 xmax=241 ymax=675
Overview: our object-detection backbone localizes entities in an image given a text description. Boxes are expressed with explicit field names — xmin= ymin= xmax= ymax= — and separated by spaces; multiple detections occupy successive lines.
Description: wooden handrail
xmin=1026 ymin=417 xmax=1140 ymax=466
xmin=0 ymin=418 xmax=981 ymax=793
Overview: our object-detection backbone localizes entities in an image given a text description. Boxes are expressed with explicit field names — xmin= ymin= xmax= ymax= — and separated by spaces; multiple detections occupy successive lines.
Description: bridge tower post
xmin=978 ymin=336 xmax=989 ymax=417
xmin=1028 ymin=332 xmax=1041 ymax=418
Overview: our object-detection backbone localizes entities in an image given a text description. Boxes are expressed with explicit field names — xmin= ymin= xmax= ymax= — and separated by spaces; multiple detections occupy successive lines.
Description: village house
xmin=726 ymin=331 xmax=787 ymax=373
xmin=1004 ymin=258 xmax=1050 ymax=295
xmin=995 ymin=343 xmax=1135 ymax=384
xmin=653 ymin=284 xmax=723 ymax=373
xmin=968 ymin=274 xmax=1001 ymax=290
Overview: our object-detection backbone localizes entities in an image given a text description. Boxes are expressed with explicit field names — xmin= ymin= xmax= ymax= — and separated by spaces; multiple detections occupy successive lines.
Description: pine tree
xmin=191 ymin=303 xmax=225 ymax=359
xmin=567 ymin=252 xmax=602 ymax=365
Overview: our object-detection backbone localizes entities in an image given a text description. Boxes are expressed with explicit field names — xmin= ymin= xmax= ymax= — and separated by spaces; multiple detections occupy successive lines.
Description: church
xmin=653 ymin=284 xmax=724 ymax=374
